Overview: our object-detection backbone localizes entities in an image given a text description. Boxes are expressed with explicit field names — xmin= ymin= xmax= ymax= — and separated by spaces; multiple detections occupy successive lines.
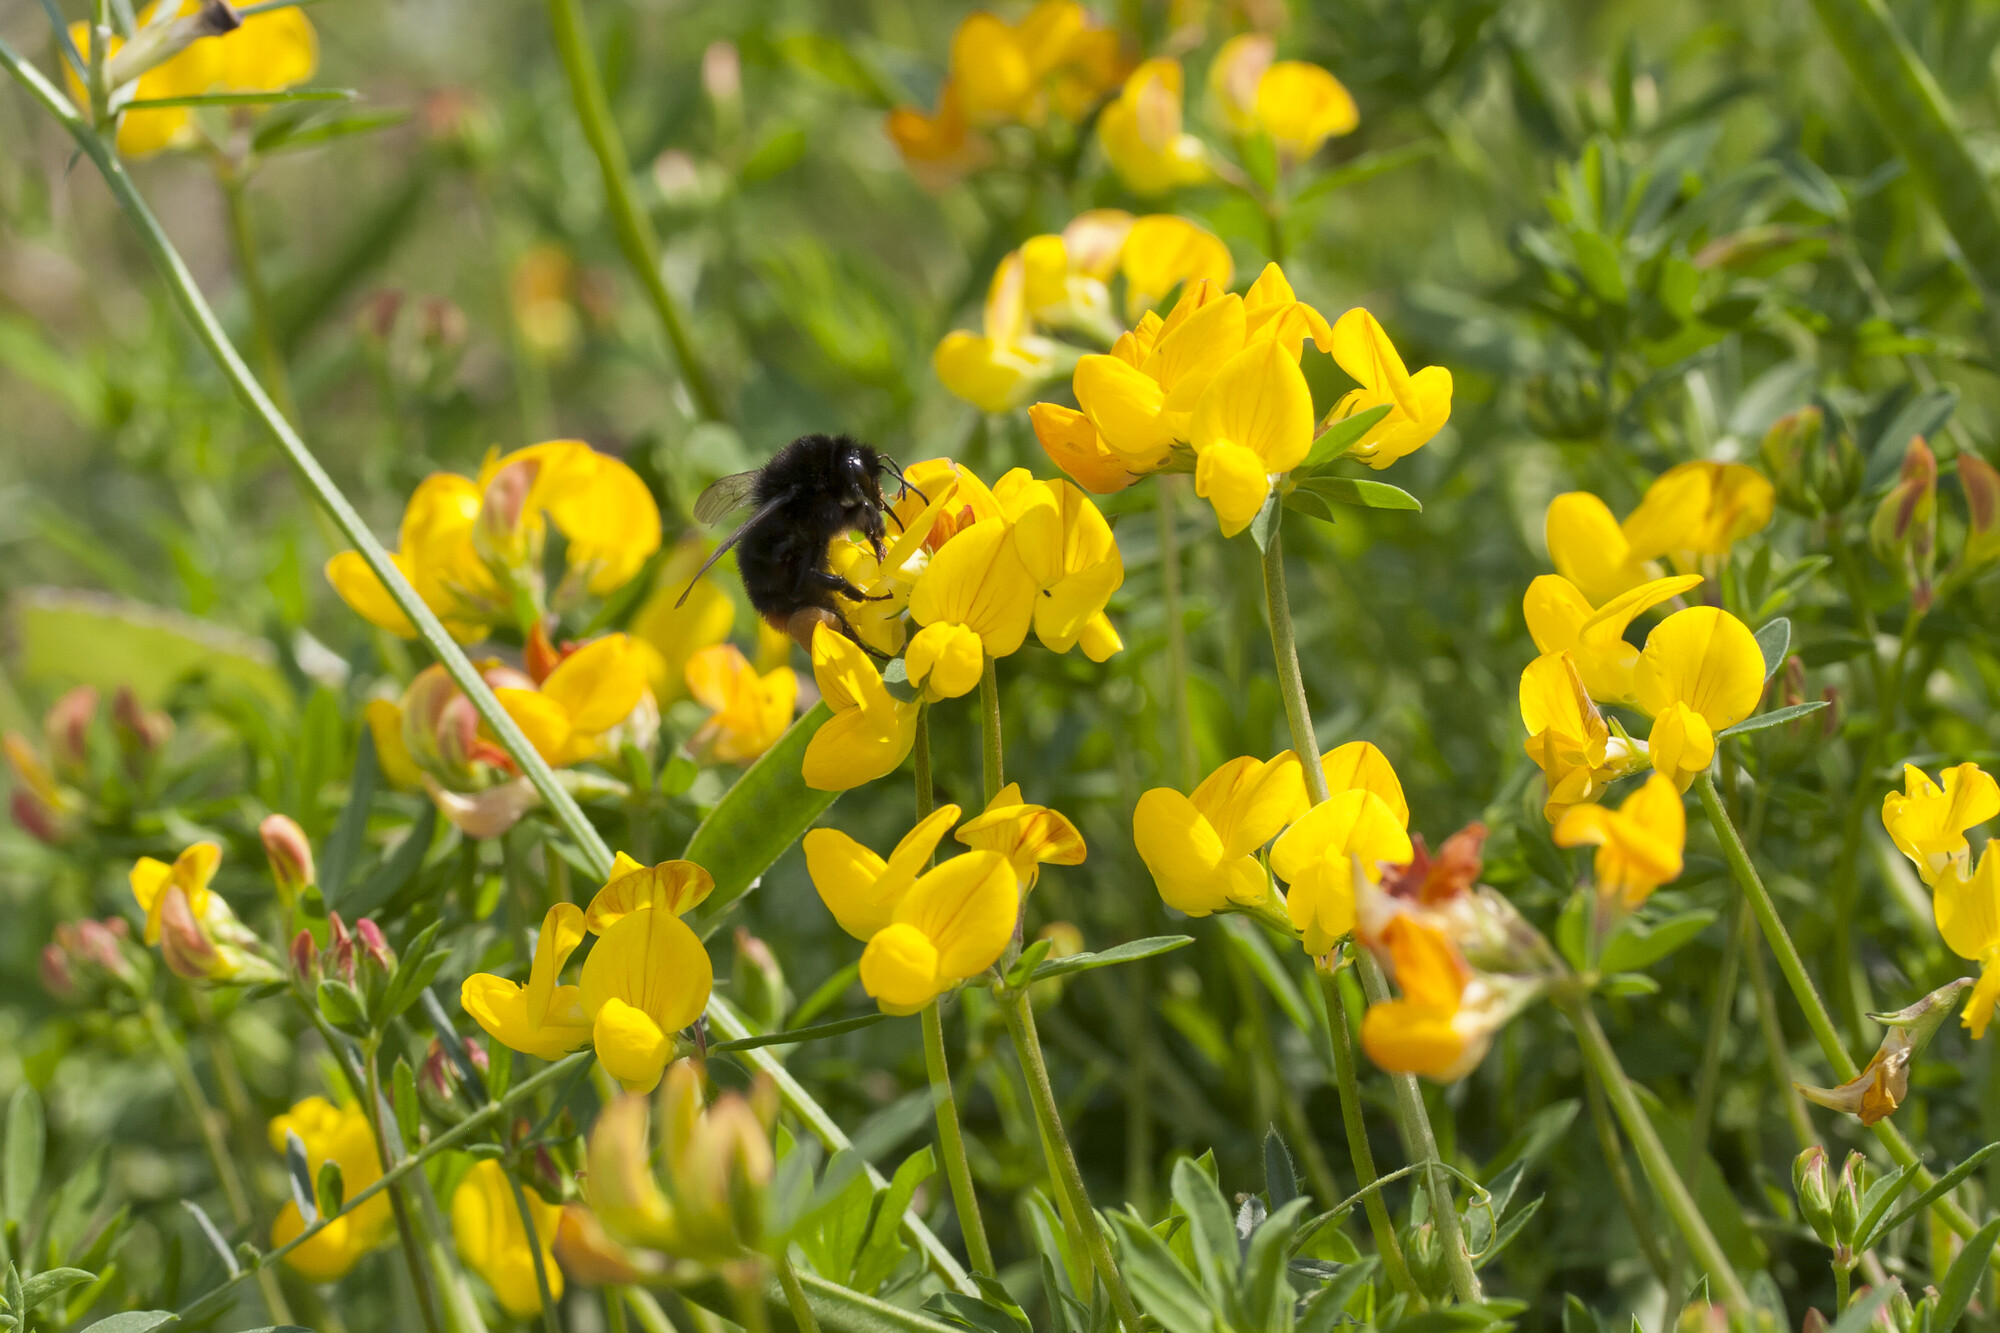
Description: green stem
xmin=605 ymin=1290 xmax=630 ymax=1333
xmin=142 ymin=1001 xmax=296 ymax=1325
xmin=1555 ymin=991 xmax=1754 ymax=1320
xmin=216 ymin=162 xmax=296 ymax=424
xmin=542 ymin=0 xmax=724 ymax=421
xmin=1834 ymin=1260 xmax=1852 ymax=1312
xmin=506 ymin=1172 xmax=563 ymax=1333
xmin=978 ymin=657 xmax=1003 ymax=803
xmin=1258 ymin=513 xmax=1480 ymax=1302
xmin=998 ymin=986 xmax=1141 ymax=1333
xmin=363 ymin=1035 xmax=447 ymax=1333
xmin=1581 ymin=1057 xmax=1675 ymax=1292
xmin=1745 ymin=916 xmax=1822 ymax=1153
xmin=1156 ymin=476 xmax=1198 ymax=790
xmin=921 ymin=1003 xmax=994 ymax=1276
xmin=774 ymin=1253 xmax=821 ymax=1333
xmin=1309 ymin=969 xmax=1415 ymax=1295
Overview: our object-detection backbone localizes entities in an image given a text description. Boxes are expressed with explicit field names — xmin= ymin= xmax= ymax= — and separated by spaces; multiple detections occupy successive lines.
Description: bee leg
xmin=812 ymin=570 xmax=892 ymax=603
xmin=784 ymin=606 xmax=892 ymax=660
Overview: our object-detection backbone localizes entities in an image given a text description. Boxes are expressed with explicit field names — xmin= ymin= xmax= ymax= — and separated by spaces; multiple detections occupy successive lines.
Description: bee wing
xmin=692 ymin=470 xmax=763 ymax=525
xmin=675 ymin=491 xmax=792 ymax=608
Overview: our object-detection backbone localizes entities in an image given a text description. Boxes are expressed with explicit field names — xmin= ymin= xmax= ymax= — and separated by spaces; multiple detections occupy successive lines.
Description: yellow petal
xmin=326 ymin=550 xmax=421 ymax=638
xmin=496 ymin=688 xmax=575 ymax=767
xmin=542 ymin=635 xmax=650 ymax=735
xmin=1545 ymin=492 xmax=1645 ymax=606
xmin=859 ymin=923 xmax=943 ymax=1015
xmin=628 ymin=539 xmax=736 ymax=705
xmin=586 ymin=860 xmax=716 ymax=931
xmin=1073 ymin=353 xmax=1175 ymax=465
xmin=1191 ymin=338 xmax=1315 ymax=475
xmin=1030 ymin=402 xmax=1144 ymax=494
xmin=1646 ymin=701 xmax=1715 ymax=792
xmin=1619 ymin=464 xmax=1713 ymax=564
xmin=591 ymin=998 xmax=674 ymax=1093
xmin=1252 ymin=61 xmax=1357 ymax=158
xmin=1360 ymin=999 xmax=1464 ymax=1078
xmin=1321 ymin=741 xmax=1408 ymax=827
xmin=526 ymin=902 xmax=587 ymax=1027
xmin=905 ymin=622 xmax=986 ymax=699
xmin=218 ymin=6 xmax=316 ymax=91
xmin=1192 ymin=751 xmax=1310 ymax=859
xmin=130 ymin=856 xmax=174 ymax=944
xmin=1133 ymin=787 xmax=1260 ymax=916
xmin=1936 ymin=847 xmax=2000 ymax=964
xmin=460 ymin=973 xmax=592 ymax=1062
xmin=1194 ymin=442 xmax=1271 ymax=537
xmin=1270 ymin=789 xmax=1412 ymax=888
xmin=365 ymin=698 xmax=424 ymax=790
xmin=907 ymin=517 xmax=1036 ymax=658
xmin=892 ymin=850 xmax=1019 ymax=981
xmin=1633 ymin=606 xmax=1765 ymax=731
xmin=1119 ymin=214 xmax=1234 ymax=316
xmin=951 ymin=13 xmax=1033 ymax=123
xmin=452 ymin=1159 xmax=564 ymax=1318
xmin=579 ymin=909 xmax=713 ymax=1044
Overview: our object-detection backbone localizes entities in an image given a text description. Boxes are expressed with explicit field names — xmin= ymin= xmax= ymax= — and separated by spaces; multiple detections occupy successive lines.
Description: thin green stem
xmin=1745 ymin=917 xmax=1821 ymax=1153
xmin=362 ymin=1035 xmax=447 ymax=1333
xmin=775 ymin=1253 xmax=822 ymax=1333
xmin=998 ymin=986 xmax=1141 ymax=1333
xmin=1556 ymin=991 xmax=1753 ymax=1320
xmin=1665 ymin=897 xmax=1748 ymax=1303
xmin=542 ymin=0 xmax=724 ymax=422
xmin=1580 ymin=1057 xmax=1675 ymax=1293
xmin=978 ymin=657 xmax=1003 ymax=804
xmin=1258 ymin=513 xmax=1479 ymax=1302
xmin=1156 ymin=476 xmax=1198 ymax=790
xmin=1310 ymin=969 xmax=1415 ymax=1296
xmin=605 ymin=1290 xmax=630 ymax=1333
xmin=922 ymin=1003 xmax=994 ymax=1276
xmin=216 ymin=162 xmax=296 ymax=424
xmin=1834 ymin=1260 xmax=1852 ymax=1311
xmin=506 ymin=1172 xmax=563 ymax=1333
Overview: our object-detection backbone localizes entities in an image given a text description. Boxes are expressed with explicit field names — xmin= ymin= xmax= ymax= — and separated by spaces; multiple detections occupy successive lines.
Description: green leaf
xmin=79 ymin=1312 xmax=179 ymax=1332
xmin=1170 ymin=1157 xmax=1239 ymax=1298
xmin=1004 ymin=938 xmax=1054 ymax=990
xmin=1241 ymin=1197 xmax=1312 ymax=1332
xmin=1264 ymin=1129 xmax=1298 ymax=1211
xmin=1754 ymin=617 xmax=1791 ymax=681
xmin=1864 ymin=1142 xmax=2000 ymax=1245
xmin=1598 ymin=909 xmax=1716 ymax=974
xmin=318 ymin=730 xmax=378 ymax=906
xmin=1572 ymin=230 xmax=1629 ymax=303
xmin=1825 ymin=1284 xmax=1897 ymax=1333
xmin=283 ymin=1129 xmax=317 ymax=1227
xmin=686 ymin=702 xmax=839 ymax=926
xmin=5 ymin=1085 xmax=45 ymax=1224
xmin=17 ymin=1268 xmax=93 ymax=1314
xmin=1109 ymin=1211 xmax=1221 ymax=1333
xmin=1030 ymin=935 xmax=1194 ymax=983
xmin=1716 ymin=701 xmax=1829 ymax=738
xmin=339 ymin=804 xmax=438 ymax=919
xmin=1932 ymin=1220 xmax=2000 ymax=1331
xmin=1299 ymin=405 xmax=1394 ymax=474
xmin=316 ymin=978 xmax=368 ymax=1034
xmin=122 ymin=87 xmax=356 ymax=108
xmin=259 ymin=109 xmax=411 ymax=154
xmin=1292 ymin=475 xmax=1423 ymax=513
xmin=1294 ymin=142 xmax=1438 ymax=203
xmin=316 ymin=1158 xmax=345 ymax=1217
xmin=707 ymin=1013 xmax=888 ymax=1054
xmin=742 ymin=125 xmax=806 ymax=184
xmin=854 ymin=1147 xmax=935 ymax=1294
xmin=393 ymin=1057 xmax=421 ymax=1146
xmin=1221 ymin=919 xmax=1313 ymax=1032
xmin=180 ymin=1200 xmax=239 ymax=1277
xmin=924 ymin=1291 xmax=1031 ymax=1333
xmin=1297 ymin=1260 xmax=1375 ymax=1333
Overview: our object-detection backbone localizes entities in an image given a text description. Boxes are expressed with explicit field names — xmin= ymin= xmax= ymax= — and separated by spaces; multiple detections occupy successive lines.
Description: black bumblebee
xmin=680 ymin=434 xmax=919 ymax=651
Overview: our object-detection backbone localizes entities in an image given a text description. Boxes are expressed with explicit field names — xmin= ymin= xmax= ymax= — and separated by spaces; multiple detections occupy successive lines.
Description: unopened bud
xmin=418 ymin=297 xmax=467 ymax=355
xmin=702 ymin=41 xmax=741 ymax=105
xmin=525 ymin=620 xmax=562 ymax=686
xmin=110 ymin=685 xmax=173 ymax=766
xmin=1762 ymin=407 xmax=1824 ymax=514
xmin=1959 ymin=453 xmax=2000 ymax=571
xmin=731 ymin=928 xmax=787 ymax=1031
xmin=358 ymin=289 xmax=404 ymax=344
xmin=260 ymin=814 xmax=316 ymax=907
xmin=355 ymin=917 xmax=395 ymax=974
xmin=473 ymin=456 xmax=543 ymax=580
xmin=291 ymin=928 xmax=319 ymax=979
xmin=1870 ymin=435 xmax=1938 ymax=610
xmin=158 ymin=885 xmax=223 ymax=981
xmin=11 ymin=787 xmax=68 ymax=845
xmin=44 ymin=685 xmax=97 ymax=778
xmin=40 ymin=942 xmax=75 ymax=999
xmin=327 ymin=913 xmax=357 ymax=985
xmin=419 ymin=1034 xmax=488 ymax=1123
xmin=1794 ymin=1146 xmax=1835 ymax=1246
xmin=1832 ymin=1151 xmax=1864 ymax=1248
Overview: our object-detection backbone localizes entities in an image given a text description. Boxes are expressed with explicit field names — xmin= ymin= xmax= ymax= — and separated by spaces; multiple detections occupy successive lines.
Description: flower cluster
xmin=1883 ymin=762 xmax=2000 ymax=1038
xmin=462 ymin=854 xmax=715 ymax=1092
xmin=806 ymin=786 xmax=1082 ymax=1013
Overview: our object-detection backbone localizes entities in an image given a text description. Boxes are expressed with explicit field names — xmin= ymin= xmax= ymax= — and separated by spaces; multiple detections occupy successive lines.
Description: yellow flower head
xmin=1096 ymin=58 xmax=1210 ymax=195
xmin=886 ymin=84 xmax=987 ymax=189
xmin=1546 ymin=465 xmax=1774 ymax=605
xmin=805 ymin=806 xmax=962 ymax=941
xmin=889 ymin=459 xmax=998 ymax=554
xmin=934 ymin=249 xmax=1062 ymax=412
xmin=1544 ymin=491 xmax=1662 ymax=608
xmin=1883 ymin=762 xmax=2000 ymax=887
xmin=1134 ymin=752 xmax=1309 ymax=916
xmin=494 ymin=633 xmax=654 ymax=768
xmin=955 ymin=782 xmax=1086 ymax=890
xmin=461 ymin=903 xmax=594 ymax=1062
xmin=1118 ymin=215 xmax=1234 ymax=318
xmin=130 ymin=840 xmax=220 ymax=947
xmin=628 ymin=537 xmax=736 ymax=706
xmin=1934 ymin=847 xmax=2000 ymax=1039
xmin=801 ymin=625 xmax=920 ymax=792
xmin=825 ymin=535 xmax=917 ymax=657
xmin=1241 ymin=264 xmax=1335 ymax=361
xmin=579 ymin=896 xmax=714 ymax=1093
xmin=327 ymin=441 xmax=659 ymax=643
xmin=1553 ymin=772 xmax=1686 ymax=909
xmin=130 ymin=841 xmax=272 ymax=982
xmin=587 ymin=852 xmax=716 ymax=931
xmin=453 ymin=1160 xmax=563 ymax=1318
xmin=1359 ymin=915 xmax=1498 ymax=1083
xmin=858 ymin=851 xmax=1018 ymax=1015
xmin=1633 ymin=607 xmax=1766 ymax=790
xmin=685 ymin=644 xmax=797 ymax=765
xmin=1208 ymin=36 xmax=1358 ymax=160
xmin=906 ymin=516 xmax=1038 ymax=698
xmin=1325 ymin=309 xmax=1452 ymax=471
xmin=1522 ymin=572 xmax=1703 ymax=705
xmin=268 ymin=1096 xmax=396 ymax=1280
xmin=1519 ymin=651 xmax=1646 ymax=821
xmin=1190 ymin=338 xmax=1316 ymax=536
xmin=1272 ymin=748 xmax=1415 ymax=957
xmin=993 ymin=469 xmax=1124 ymax=659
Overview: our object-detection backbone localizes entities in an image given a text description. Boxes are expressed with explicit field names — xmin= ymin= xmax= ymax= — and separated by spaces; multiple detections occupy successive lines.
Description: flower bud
xmin=44 ymin=685 xmax=97 ymax=779
xmin=1870 ymin=435 xmax=1938 ymax=610
xmin=355 ymin=917 xmax=395 ymax=972
xmin=730 ymin=928 xmax=788 ymax=1032
xmin=525 ymin=620 xmax=562 ymax=686
xmin=327 ymin=913 xmax=357 ymax=985
xmin=291 ymin=928 xmax=319 ymax=979
xmin=158 ymin=885 xmax=224 ymax=981
xmin=1889 ymin=1284 xmax=1916 ymax=1329
xmin=1761 ymin=407 xmax=1824 ymax=515
xmin=11 ymin=787 xmax=68 ymax=845
xmin=1794 ymin=1146 xmax=1835 ymax=1246
xmin=418 ymin=297 xmax=467 ymax=354
xmin=1820 ymin=427 xmax=1864 ymax=514
xmin=702 ymin=41 xmax=741 ymax=107
xmin=44 ymin=918 xmax=141 ymax=1001
xmin=6 ymin=733 xmax=77 ymax=844
xmin=1958 ymin=453 xmax=2000 ymax=572
xmin=260 ymin=814 xmax=316 ymax=909
xmin=110 ymin=686 xmax=174 ymax=770
xmin=554 ymin=1204 xmax=665 ymax=1284
xmin=419 ymin=1034 xmax=489 ymax=1124
xmin=40 ymin=942 xmax=75 ymax=999
xmin=1832 ymin=1151 xmax=1864 ymax=1250
xmin=473 ymin=455 xmax=543 ymax=577
xmin=358 ymin=289 xmax=404 ymax=346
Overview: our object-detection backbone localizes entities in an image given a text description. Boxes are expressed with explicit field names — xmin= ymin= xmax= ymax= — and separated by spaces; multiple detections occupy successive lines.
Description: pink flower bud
xmin=44 ymin=685 xmax=97 ymax=777
xmin=40 ymin=942 xmax=75 ymax=999
xmin=472 ymin=455 xmax=542 ymax=573
xmin=359 ymin=289 xmax=404 ymax=343
xmin=419 ymin=296 xmax=468 ymax=352
xmin=110 ymin=686 xmax=173 ymax=762
xmin=158 ymin=885 xmax=222 ymax=980
xmin=11 ymin=788 xmax=67 ymax=845
xmin=701 ymin=40 xmax=740 ymax=105
xmin=260 ymin=814 xmax=316 ymax=905
xmin=328 ymin=913 xmax=357 ymax=985
xmin=1960 ymin=453 xmax=2000 ymax=570
xmin=291 ymin=928 xmax=319 ymax=978
xmin=355 ymin=917 xmax=395 ymax=973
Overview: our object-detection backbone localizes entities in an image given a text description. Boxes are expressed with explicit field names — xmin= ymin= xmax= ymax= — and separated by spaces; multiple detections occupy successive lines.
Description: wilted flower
xmin=42 ymin=917 xmax=141 ymax=1002
xmin=453 ymin=1159 xmax=564 ymax=1317
xmin=268 ymin=1097 xmax=397 ymax=1280
xmin=5 ymin=731 xmax=80 ymax=845
xmin=1360 ymin=915 xmax=1534 ymax=1083
xmin=1798 ymin=980 xmax=1973 ymax=1123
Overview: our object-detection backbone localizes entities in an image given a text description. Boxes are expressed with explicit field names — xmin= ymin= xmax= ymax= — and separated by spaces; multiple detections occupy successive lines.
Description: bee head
xmin=835 ymin=441 xmax=888 ymax=561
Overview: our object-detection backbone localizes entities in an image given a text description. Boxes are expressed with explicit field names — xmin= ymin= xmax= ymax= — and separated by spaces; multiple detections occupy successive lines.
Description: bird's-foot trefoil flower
xmin=992 ymin=469 xmax=1124 ymax=658
xmin=1359 ymin=915 xmax=1535 ymax=1083
xmin=1207 ymin=35 xmax=1359 ymax=163
xmin=129 ymin=842 xmax=278 ymax=983
xmin=1134 ymin=752 xmax=1308 ymax=917
xmin=495 ymin=633 xmax=656 ymax=768
xmin=1190 ymin=337 xmax=1316 ymax=535
xmin=685 ymin=644 xmax=798 ymax=764
xmin=629 ymin=537 xmax=737 ymax=705
xmin=1271 ymin=746 xmax=1414 ymax=958
xmin=1882 ymin=762 xmax=1999 ymax=887
xmin=1544 ymin=463 xmax=1773 ymax=605
xmin=1520 ymin=652 xmax=1648 ymax=821
xmin=857 ymin=850 xmax=1017 ymax=1015
xmin=805 ymin=806 xmax=962 ymax=941
xmin=453 ymin=1159 xmax=564 ymax=1318
xmin=461 ymin=903 xmax=593 ymax=1061
xmin=1632 ymin=606 xmax=1766 ymax=790
xmin=954 ymin=783 xmax=1086 ymax=891
xmin=1097 ymin=58 xmax=1210 ymax=195
xmin=1931 ymin=847 xmax=2000 ymax=1039
xmin=268 ymin=1097 xmax=396 ymax=1280
xmin=1323 ymin=309 xmax=1452 ymax=471
xmin=905 ymin=516 xmax=1036 ymax=698
xmin=1553 ymin=772 xmax=1686 ymax=911
xmin=1523 ymin=572 xmax=1704 ymax=704
xmin=578 ymin=865 xmax=715 ymax=1092
xmin=801 ymin=625 xmax=920 ymax=791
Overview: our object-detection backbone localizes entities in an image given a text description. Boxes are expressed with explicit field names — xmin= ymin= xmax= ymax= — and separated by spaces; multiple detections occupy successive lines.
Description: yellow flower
xmin=452 ymin=1160 xmax=563 ymax=1318
xmin=886 ymin=84 xmax=987 ymax=189
xmin=955 ymin=783 xmax=1086 ymax=890
xmin=628 ymin=537 xmax=736 ymax=706
xmin=1134 ymin=752 xmax=1308 ymax=916
xmin=579 ymin=895 xmax=714 ymax=1092
xmin=1324 ymin=309 xmax=1452 ymax=471
xmin=824 ymin=535 xmax=917 ymax=657
xmin=215 ymin=5 xmax=317 ymax=91
xmin=1553 ymin=772 xmax=1686 ymax=909
xmin=685 ymin=644 xmax=797 ymax=764
xmin=1359 ymin=915 xmax=1495 ymax=1082
xmin=494 ymin=634 xmax=654 ymax=767
xmin=327 ymin=441 xmax=659 ymax=643
xmin=859 ymin=851 xmax=1018 ymax=1015
xmin=906 ymin=516 xmax=1037 ymax=698
xmin=993 ymin=469 xmax=1124 ymax=658
xmin=1272 ymin=788 xmax=1414 ymax=956
xmin=461 ymin=903 xmax=594 ymax=1061
xmin=1320 ymin=740 xmax=1409 ymax=824
xmin=1543 ymin=492 xmax=1660 ymax=608
xmin=1546 ymin=465 xmax=1774 ymax=605
xmin=1190 ymin=338 xmax=1316 ymax=535
xmin=801 ymin=624 xmax=919 ymax=792
xmin=934 ymin=249 xmax=1062 ymax=412
xmin=268 ymin=1097 xmax=395 ymax=1280
xmin=364 ymin=698 xmax=425 ymax=791
xmin=1632 ymin=607 xmax=1766 ymax=790
xmin=1522 ymin=572 xmax=1703 ymax=704
xmin=1519 ymin=652 xmax=1643 ymax=821
xmin=1097 ymin=58 xmax=1210 ymax=195
xmin=586 ymin=852 xmax=716 ymax=932
xmin=1207 ymin=36 xmax=1358 ymax=160
xmin=1933 ymin=847 xmax=2000 ymax=1039
xmin=805 ymin=806 xmax=962 ymax=941
xmin=1030 ymin=402 xmax=1141 ymax=496
xmin=130 ymin=841 xmax=273 ymax=982
xmin=1883 ymin=762 xmax=2000 ymax=887
xmin=1241 ymin=263 xmax=1334 ymax=360
xmin=1118 ymin=214 xmax=1234 ymax=318
xmin=130 ymin=841 xmax=220 ymax=948
xmin=888 ymin=459 xmax=998 ymax=553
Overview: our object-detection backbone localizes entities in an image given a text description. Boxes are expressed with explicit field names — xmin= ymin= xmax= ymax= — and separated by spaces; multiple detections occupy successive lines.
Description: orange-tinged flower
xmin=1632 ymin=607 xmax=1766 ymax=790
xmin=1030 ymin=403 xmax=1140 ymax=495
xmin=1360 ymin=916 xmax=1492 ymax=1082
xmin=685 ymin=644 xmax=797 ymax=764
xmin=1134 ymin=752 xmax=1308 ymax=915
xmin=453 ymin=1160 xmax=563 ymax=1318
xmin=1324 ymin=309 xmax=1451 ymax=471
xmin=268 ymin=1097 xmax=396 ymax=1280
xmin=1883 ymin=762 xmax=2000 ymax=887
xmin=1553 ymin=772 xmax=1686 ymax=909
xmin=1097 ymin=58 xmax=1210 ymax=195
xmin=801 ymin=624 xmax=919 ymax=791
xmin=955 ymin=782 xmax=1086 ymax=890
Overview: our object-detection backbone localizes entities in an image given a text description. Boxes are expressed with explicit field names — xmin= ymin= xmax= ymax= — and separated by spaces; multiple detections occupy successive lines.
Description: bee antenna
xmin=879 ymin=455 xmax=929 ymax=506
